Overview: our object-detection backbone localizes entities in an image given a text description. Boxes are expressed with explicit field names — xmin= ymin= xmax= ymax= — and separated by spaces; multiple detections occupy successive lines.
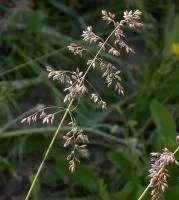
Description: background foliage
xmin=0 ymin=0 xmax=179 ymax=199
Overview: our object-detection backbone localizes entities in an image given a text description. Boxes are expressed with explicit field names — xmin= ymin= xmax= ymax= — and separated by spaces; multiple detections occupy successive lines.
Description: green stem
xmin=25 ymin=27 xmax=117 ymax=200
xmin=138 ymin=184 xmax=151 ymax=200
xmin=173 ymin=146 xmax=179 ymax=155
xmin=25 ymin=100 xmax=73 ymax=200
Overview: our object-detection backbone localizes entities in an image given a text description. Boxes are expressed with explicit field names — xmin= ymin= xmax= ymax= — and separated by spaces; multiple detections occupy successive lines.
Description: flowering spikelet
xmin=91 ymin=93 xmax=107 ymax=109
xmin=123 ymin=10 xmax=143 ymax=28
xmin=63 ymin=68 xmax=87 ymax=102
xmin=21 ymin=107 xmax=56 ymax=125
xmin=82 ymin=26 xmax=99 ymax=43
xmin=21 ymin=10 xmax=143 ymax=173
xmin=149 ymin=148 xmax=178 ymax=200
xmin=63 ymin=123 xmax=89 ymax=172
xmin=46 ymin=67 xmax=87 ymax=102
xmin=101 ymin=10 xmax=115 ymax=24
xmin=67 ymin=43 xmax=84 ymax=57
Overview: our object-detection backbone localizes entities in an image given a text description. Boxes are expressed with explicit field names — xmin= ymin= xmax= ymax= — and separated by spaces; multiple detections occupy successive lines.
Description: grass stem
xmin=24 ymin=27 xmax=116 ymax=200
xmin=25 ymin=100 xmax=73 ymax=200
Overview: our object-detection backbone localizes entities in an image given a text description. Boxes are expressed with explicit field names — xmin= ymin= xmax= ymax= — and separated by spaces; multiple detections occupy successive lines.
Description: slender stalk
xmin=137 ymin=146 xmax=179 ymax=200
xmin=138 ymin=184 xmax=151 ymax=200
xmin=25 ymin=27 xmax=116 ymax=200
xmin=173 ymin=146 xmax=179 ymax=155
xmin=25 ymin=100 xmax=73 ymax=200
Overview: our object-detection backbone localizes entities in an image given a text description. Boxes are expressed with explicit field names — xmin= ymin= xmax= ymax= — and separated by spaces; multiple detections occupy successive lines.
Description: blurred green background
xmin=0 ymin=0 xmax=179 ymax=199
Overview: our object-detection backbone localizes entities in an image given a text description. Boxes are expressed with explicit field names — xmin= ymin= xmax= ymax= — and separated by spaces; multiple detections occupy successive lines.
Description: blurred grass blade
xmin=0 ymin=156 xmax=17 ymax=177
xmin=49 ymin=0 xmax=86 ymax=29
xmin=150 ymin=100 xmax=176 ymax=149
xmin=113 ymin=181 xmax=139 ymax=200
xmin=99 ymin=179 xmax=111 ymax=200
xmin=55 ymin=158 xmax=99 ymax=192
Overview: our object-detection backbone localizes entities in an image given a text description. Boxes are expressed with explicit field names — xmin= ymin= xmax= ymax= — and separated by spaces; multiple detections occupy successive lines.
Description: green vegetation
xmin=0 ymin=0 xmax=179 ymax=199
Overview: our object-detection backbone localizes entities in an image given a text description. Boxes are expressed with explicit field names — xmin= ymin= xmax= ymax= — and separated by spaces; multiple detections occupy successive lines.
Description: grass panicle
xmin=21 ymin=9 xmax=143 ymax=199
